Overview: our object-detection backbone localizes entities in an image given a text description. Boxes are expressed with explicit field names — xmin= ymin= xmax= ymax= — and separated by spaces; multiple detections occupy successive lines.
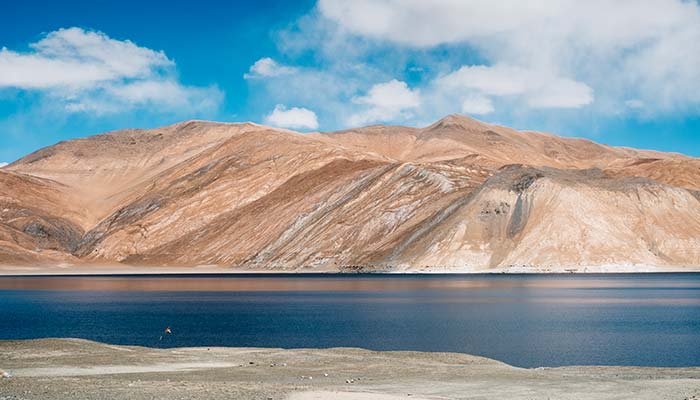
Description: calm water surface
xmin=0 ymin=273 xmax=698 ymax=368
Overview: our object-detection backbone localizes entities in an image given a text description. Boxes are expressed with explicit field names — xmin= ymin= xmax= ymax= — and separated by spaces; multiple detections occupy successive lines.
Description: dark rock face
xmin=20 ymin=217 xmax=83 ymax=253
xmin=690 ymin=189 xmax=700 ymax=203
xmin=511 ymin=173 xmax=543 ymax=193
xmin=507 ymin=195 xmax=529 ymax=239
xmin=23 ymin=222 xmax=49 ymax=238
xmin=480 ymin=201 xmax=511 ymax=217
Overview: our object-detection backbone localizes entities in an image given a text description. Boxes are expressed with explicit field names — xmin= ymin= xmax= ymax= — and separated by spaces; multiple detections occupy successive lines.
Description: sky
xmin=1 ymin=0 xmax=699 ymax=165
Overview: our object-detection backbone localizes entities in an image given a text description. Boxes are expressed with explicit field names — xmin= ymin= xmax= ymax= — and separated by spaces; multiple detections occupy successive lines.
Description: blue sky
xmin=1 ymin=0 xmax=699 ymax=164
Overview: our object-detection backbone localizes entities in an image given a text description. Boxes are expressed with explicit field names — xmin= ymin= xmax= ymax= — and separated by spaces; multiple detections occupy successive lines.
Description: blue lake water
xmin=0 ymin=273 xmax=699 ymax=368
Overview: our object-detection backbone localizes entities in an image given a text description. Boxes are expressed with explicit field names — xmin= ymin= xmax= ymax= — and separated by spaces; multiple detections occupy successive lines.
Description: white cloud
xmin=244 ymin=57 xmax=297 ymax=79
xmin=461 ymin=94 xmax=494 ymax=115
xmin=0 ymin=27 xmax=171 ymax=89
xmin=527 ymin=79 xmax=593 ymax=109
xmin=264 ymin=104 xmax=319 ymax=130
xmin=318 ymin=1 xmax=697 ymax=50
xmin=318 ymin=0 xmax=558 ymax=48
xmin=244 ymin=53 xmax=391 ymax=128
xmin=438 ymin=65 xmax=530 ymax=97
xmin=0 ymin=27 xmax=222 ymax=114
xmin=348 ymin=79 xmax=420 ymax=125
xmin=0 ymin=162 xmax=7 ymax=168
xmin=318 ymin=0 xmax=700 ymax=115
xmin=62 ymin=80 xmax=223 ymax=115
xmin=435 ymin=64 xmax=592 ymax=110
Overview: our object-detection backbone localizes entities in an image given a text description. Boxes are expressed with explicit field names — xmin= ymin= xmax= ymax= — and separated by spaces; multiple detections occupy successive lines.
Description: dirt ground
xmin=0 ymin=339 xmax=698 ymax=399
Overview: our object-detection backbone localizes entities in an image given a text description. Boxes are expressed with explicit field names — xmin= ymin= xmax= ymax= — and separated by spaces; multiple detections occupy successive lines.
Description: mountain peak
xmin=425 ymin=114 xmax=490 ymax=131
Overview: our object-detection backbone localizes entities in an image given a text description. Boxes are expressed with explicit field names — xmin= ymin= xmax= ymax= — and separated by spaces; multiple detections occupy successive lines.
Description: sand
xmin=0 ymin=339 xmax=698 ymax=399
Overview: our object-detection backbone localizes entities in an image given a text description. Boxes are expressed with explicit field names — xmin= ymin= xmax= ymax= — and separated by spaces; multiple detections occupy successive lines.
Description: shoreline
xmin=1 ymin=263 xmax=699 ymax=276
xmin=1 ymin=339 xmax=699 ymax=399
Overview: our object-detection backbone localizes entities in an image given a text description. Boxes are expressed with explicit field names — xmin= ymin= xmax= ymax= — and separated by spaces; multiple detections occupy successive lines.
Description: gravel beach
xmin=0 ymin=339 xmax=698 ymax=399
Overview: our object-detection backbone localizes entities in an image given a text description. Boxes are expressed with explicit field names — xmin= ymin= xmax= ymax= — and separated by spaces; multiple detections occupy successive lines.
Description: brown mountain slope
xmin=604 ymin=158 xmax=700 ymax=191
xmin=7 ymin=121 xmax=280 ymax=227
xmin=0 ymin=170 xmax=84 ymax=263
xmin=377 ymin=166 xmax=700 ymax=271
xmin=313 ymin=115 xmax=686 ymax=168
xmin=2 ymin=115 xmax=699 ymax=272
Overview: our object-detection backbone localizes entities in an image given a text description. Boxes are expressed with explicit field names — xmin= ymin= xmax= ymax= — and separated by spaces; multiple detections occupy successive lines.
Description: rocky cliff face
xmin=2 ymin=115 xmax=699 ymax=272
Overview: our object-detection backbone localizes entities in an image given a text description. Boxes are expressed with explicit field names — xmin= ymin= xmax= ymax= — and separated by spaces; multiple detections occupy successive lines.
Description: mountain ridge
xmin=1 ymin=114 xmax=699 ymax=272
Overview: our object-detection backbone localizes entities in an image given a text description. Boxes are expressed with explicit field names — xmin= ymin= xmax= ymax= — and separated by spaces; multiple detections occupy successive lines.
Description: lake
xmin=0 ymin=273 xmax=698 ymax=368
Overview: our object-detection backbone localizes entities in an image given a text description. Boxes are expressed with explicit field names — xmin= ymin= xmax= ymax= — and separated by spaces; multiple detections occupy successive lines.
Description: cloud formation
xmin=317 ymin=0 xmax=700 ymax=116
xmin=244 ymin=57 xmax=297 ymax=79
xmin=0 ymin=27 xmax=222 ymax=114
xmin=264 ymin=104 xmax=319 ymax=130
xmin=348 ymin=79 xmax=421 ymax=125
xmin=436 ymin=64 xmax=593 ymax=109
xmin=460 ymin=94 xmax=494 ymax=115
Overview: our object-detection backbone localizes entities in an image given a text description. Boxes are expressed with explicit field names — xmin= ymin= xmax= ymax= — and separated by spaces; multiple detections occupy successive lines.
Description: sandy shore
xmin=0 ymin=339 xmax=698 ymax=399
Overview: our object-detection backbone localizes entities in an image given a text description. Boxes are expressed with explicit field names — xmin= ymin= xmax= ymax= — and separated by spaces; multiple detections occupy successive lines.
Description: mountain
xmin=2 ymin=115 xmax=699 ymax=272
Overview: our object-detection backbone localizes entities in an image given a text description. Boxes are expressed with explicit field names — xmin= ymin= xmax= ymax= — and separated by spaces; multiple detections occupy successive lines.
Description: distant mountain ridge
xmin=1 ymin=114 xmax=699 ymax=272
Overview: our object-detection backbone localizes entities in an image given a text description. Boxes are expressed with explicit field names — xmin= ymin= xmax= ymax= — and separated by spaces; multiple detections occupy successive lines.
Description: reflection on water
xmin=0 ymin=273 xmax=699 ymax=367
xmin=2 ymin=273 xmax=699 ymax=292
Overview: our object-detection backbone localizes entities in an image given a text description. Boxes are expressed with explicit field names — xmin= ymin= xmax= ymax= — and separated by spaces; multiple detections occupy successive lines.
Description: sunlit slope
xmin=3 ymin=115 xmax=699 ymax=271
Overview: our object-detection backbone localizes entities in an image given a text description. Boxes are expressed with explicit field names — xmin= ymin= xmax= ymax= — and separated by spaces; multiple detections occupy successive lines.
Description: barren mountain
xmin=2 ymin=115 xmax=699 ymax=272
